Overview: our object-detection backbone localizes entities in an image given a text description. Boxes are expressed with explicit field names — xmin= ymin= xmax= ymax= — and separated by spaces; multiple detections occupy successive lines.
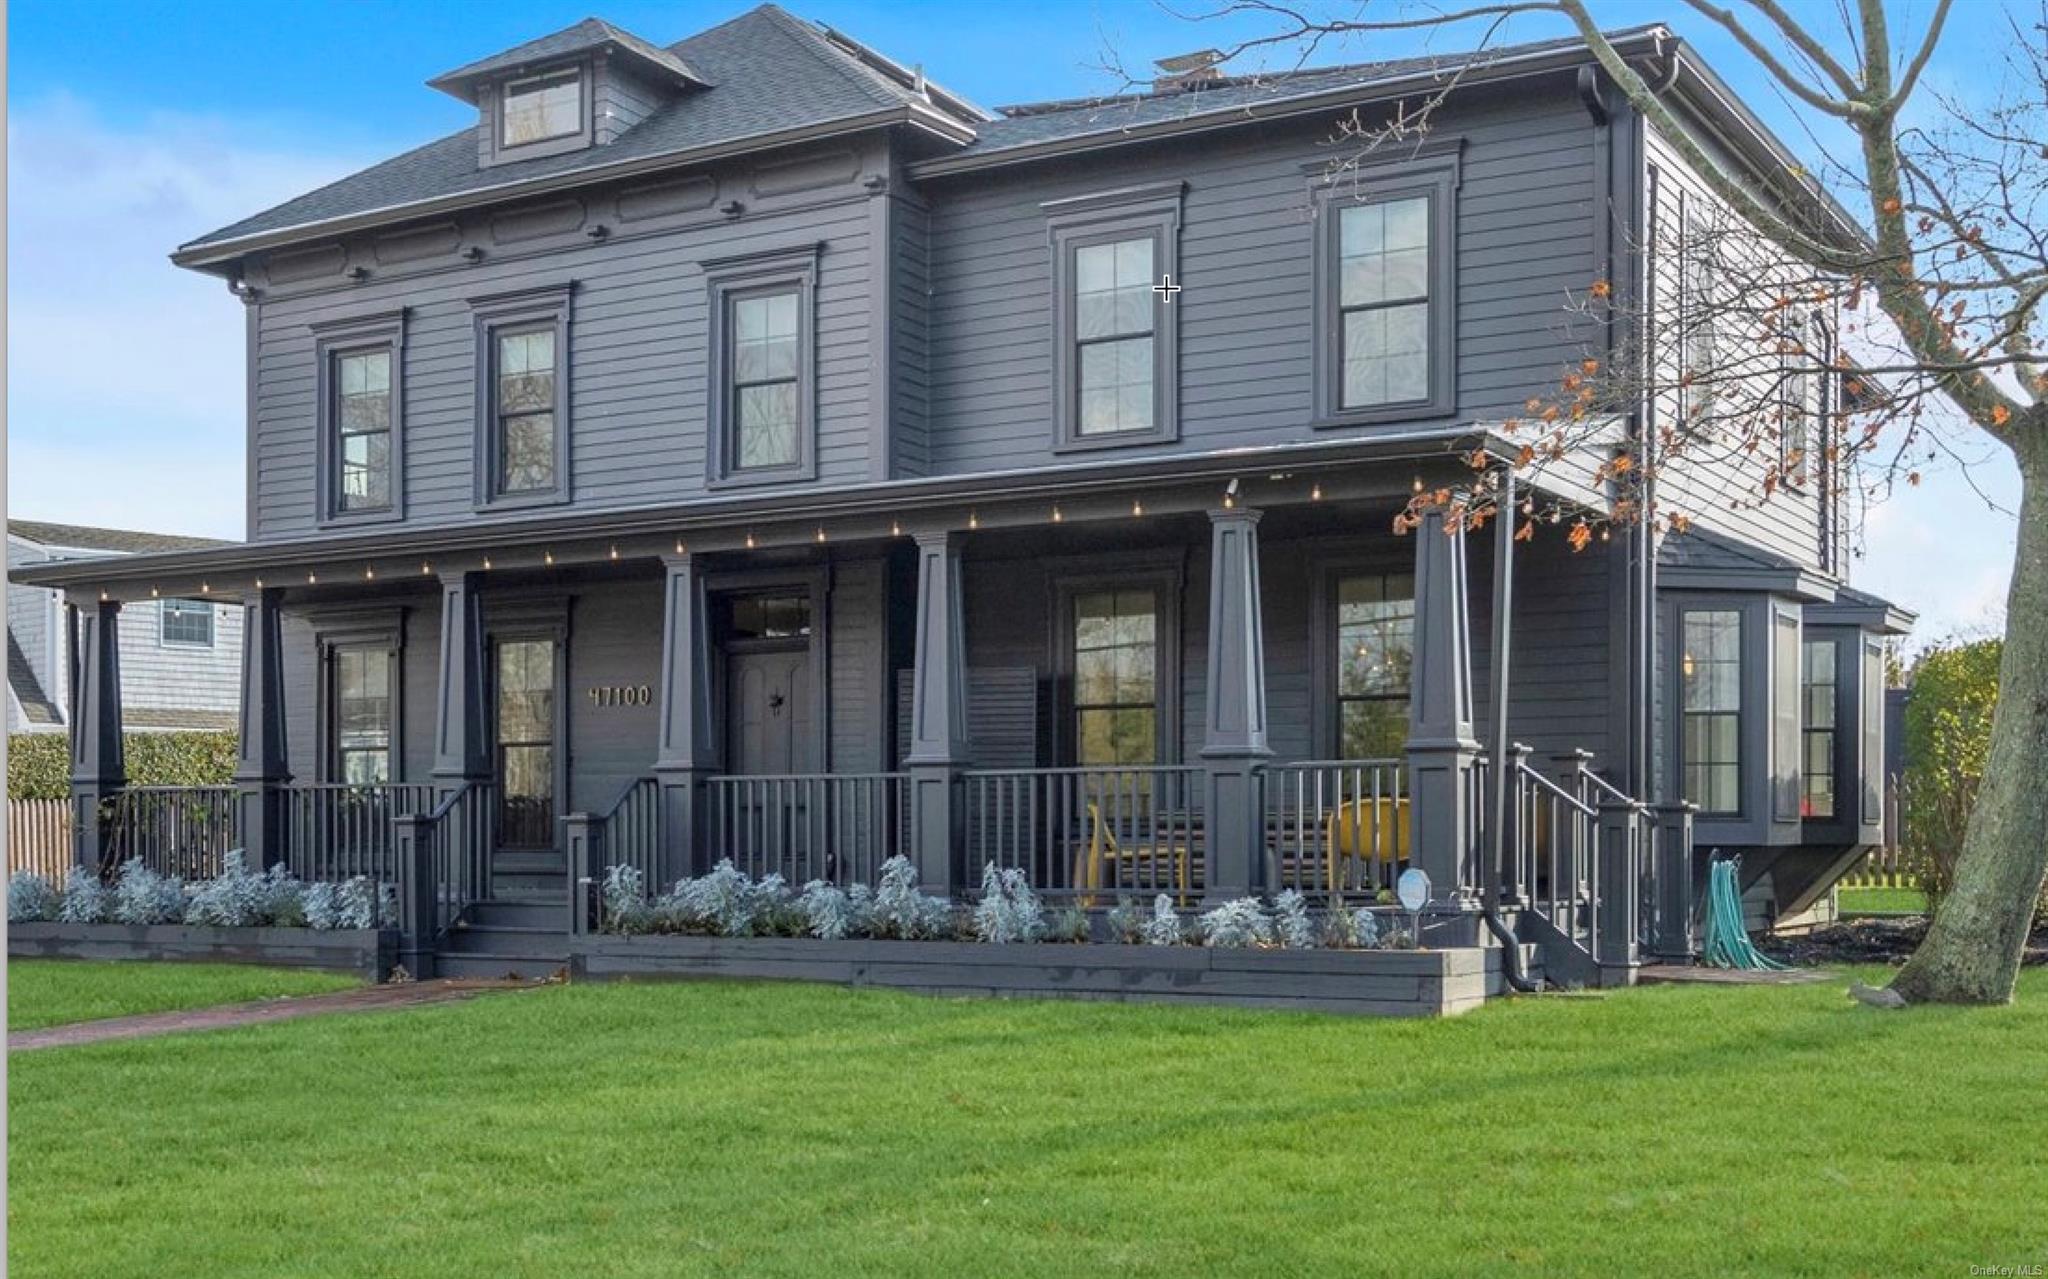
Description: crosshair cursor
xmin=1151 ymin=273 xmax=1183 ymax=303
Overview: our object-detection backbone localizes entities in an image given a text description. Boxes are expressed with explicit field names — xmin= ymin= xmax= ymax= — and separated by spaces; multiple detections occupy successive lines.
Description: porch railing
xmin=282 ymin=782 xmax=435 ymax=884
xmin=103 ymin=786 xmax=239 ymax=880
xmin=422 ymin=782 xmax=495 ymax=934
xmin=706 ymin=772 xmax=907 ymax=887
xmin=1261 ymin=759 xmax=1406 ymax=902
xmin=595 ymin=777 xmax=663 ymax=889
xmin=962 ymin=765 xmax=1202 ymax=903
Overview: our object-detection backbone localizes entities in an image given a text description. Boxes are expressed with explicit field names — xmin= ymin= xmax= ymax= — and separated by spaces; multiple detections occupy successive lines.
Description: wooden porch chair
xmin=1075 ymin=801 xmax=1193 ymax=907
xmin=1323 ymin=796 xmax=1411 ymax=894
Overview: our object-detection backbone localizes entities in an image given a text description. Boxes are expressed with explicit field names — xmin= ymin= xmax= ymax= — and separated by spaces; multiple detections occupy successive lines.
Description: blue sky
xmin=4 ymin=0 xmax=2020 ymax=642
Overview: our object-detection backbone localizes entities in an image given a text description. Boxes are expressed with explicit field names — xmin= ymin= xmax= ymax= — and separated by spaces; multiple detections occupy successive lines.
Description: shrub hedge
xmin=7 ymin=732 xmax=238 ymax=801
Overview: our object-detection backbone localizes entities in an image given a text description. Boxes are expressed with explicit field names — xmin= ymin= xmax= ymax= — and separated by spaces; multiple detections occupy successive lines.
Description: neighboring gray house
xmin=15 ymin=7 xmax=1911 ymax=980
xmin=7 ymin=522 xmax=243 ymax=735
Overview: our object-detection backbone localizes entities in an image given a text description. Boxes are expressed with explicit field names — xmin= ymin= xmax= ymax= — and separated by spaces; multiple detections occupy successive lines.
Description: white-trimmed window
xmin=160 ymin=599 xmax=214 ymax=648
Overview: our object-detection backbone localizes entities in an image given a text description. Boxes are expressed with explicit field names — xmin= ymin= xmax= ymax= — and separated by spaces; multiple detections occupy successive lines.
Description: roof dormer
xmin=427 ymin=17 xmax=712 ymax=168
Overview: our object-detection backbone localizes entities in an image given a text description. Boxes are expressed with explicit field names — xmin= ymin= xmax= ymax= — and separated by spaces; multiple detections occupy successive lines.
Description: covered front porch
xmin=45 ymin=439 xmax=1694 ymax=983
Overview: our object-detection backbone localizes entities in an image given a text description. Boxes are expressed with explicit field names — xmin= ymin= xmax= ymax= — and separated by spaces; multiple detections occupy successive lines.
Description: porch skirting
xmin=567 ymin=935 xmax=1541 ymax=1017
xmin=8 ymin=923 xmax=399 ymax=981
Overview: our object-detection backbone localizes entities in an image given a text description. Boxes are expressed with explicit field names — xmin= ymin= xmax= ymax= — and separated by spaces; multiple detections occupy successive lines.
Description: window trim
xmin=312 ymin=611 xmax=405 ymax=786
xmin=312 ymin=309 xmax=407 ymax=527
xmin=158 ymin=598 xmax=216 ymax=649
xmin=485 ymin=60 xmax=593 ymax=165
xmin=469 ymin=283 xmax=573 ymax=512
xmin=1044 ymin=182 xmax=1184 ymax=453
xmin=1048 ymin=553 xmax=1184 ymax=768
xmin=1677 ymin=605 xmax=1745 ymax=818
xmin=1309 ymin=143 xmax=1460 ymax=428
xmin=704 ymin=245 xmax=821 ymax=488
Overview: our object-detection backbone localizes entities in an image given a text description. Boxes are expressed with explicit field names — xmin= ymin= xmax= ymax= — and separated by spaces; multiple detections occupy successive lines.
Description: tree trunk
xmin=1892 ymin=424 xmax=2048 ymax=1004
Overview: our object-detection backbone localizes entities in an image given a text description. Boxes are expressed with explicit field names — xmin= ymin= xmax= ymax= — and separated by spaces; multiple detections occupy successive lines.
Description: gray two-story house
xmin=17 ymin=7 xmax=1908 ymax=981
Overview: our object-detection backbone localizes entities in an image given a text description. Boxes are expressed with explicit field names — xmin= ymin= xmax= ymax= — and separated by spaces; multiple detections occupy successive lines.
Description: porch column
xmin=233 ymin=586 xmax=291 ymax=870
xmin=905 ymin=530 xmax=969 ymax=896
xmin=1649 ymin=801 xmax=1699 ymax=963
xmin=1200 ymin=507 xmax=1270 ymax=901
xmin=652 ymin=551 xmax=716 ymax=883
xmin=1404 ymin=501 xmax=1482 ymax=918
xmin=431 ymin=571 xmax=490 ymax=797
xmin=66 ymin=598 xmax=125 ymax=876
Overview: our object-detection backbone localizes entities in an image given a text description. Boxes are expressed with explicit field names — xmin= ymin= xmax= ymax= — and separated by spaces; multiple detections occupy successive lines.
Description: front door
xmin=495 ymin=637 xmax=558 ymax=852
xmin=726 ymin=649 xmax=813 ymax=775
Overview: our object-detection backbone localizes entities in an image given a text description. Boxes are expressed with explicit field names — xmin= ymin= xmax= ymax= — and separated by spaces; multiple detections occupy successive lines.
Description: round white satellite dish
xmin=1396 ymin=867 xmax=1432 ymax=913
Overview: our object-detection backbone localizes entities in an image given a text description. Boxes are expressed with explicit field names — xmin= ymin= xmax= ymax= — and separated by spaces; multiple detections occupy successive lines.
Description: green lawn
xmin=10 ymin=971 xmax=2047 ymax=1278
xmin=1839 ymin=885 xmax=1930 ymax=914
xmin=7 ymin=960 xmax=360 ymax=1032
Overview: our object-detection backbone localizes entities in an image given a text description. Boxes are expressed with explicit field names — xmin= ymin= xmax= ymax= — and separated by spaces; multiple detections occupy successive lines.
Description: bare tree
xmin=1154 ymin=0 xmax=2045 ymax=1002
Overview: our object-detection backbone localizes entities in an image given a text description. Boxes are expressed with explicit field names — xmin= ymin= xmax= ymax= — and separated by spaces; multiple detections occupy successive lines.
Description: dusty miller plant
xmin=1272 ymin=890 xmax=1319 ymax=949
xmin=797 ymin=880 xmax=871 ymax=940
xmin=301 ymin=881 xmax=343 ymax=930
xmin=677 ymin=859 xmax=763 ymax=937
xmin=185 ymin=852 xmax=270 ymax=928
xmin=1043 ymin=906 xmax=1091 ymax=944
xmin=59 ymin=872 xmax=110 ymax=924
xmin=112 ymin=859 xmax=185 ymax=925
xmin=1198 ymin=897 xmax=1274 ymax=949
xmin=972 ymin=863 xmax=1045 ymax=944
xmin=9 ymin=871 xmax=61 ymax=922
xmin=870 ymin=856 xmax=953 ymax=940
xmin=1106 ymin=897 xmax=1148 ymax=944
xmin=602 ymin=864 xmax=653 ymax=933
xmin=1321 ymin=905 xmax=1381 ymax=950
xmin=1142 ymin=894 xmax=1187 ymax=947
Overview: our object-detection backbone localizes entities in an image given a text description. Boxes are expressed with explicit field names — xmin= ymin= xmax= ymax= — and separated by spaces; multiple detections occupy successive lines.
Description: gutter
xmin=170 ymin=103 xmax=977 ymax=271
xmin=13 ymin=428 xmax=1493 ymax=590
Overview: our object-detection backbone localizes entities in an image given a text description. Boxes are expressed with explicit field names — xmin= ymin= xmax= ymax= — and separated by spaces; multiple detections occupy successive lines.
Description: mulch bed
xmin=1761 ymin=916 xmax=2048 ymax=969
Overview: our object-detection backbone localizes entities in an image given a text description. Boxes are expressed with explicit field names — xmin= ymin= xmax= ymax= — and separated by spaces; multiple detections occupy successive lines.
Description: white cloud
xmin=6 ymin=93 xmax=382 ymax=539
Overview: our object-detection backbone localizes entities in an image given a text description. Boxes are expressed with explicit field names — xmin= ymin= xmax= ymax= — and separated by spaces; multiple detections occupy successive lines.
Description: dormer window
xmin=502 ymin=68 xmax=582 ymax=148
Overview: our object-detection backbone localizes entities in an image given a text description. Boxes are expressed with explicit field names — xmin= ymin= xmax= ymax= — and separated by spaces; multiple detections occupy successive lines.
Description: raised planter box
xmin=8 ymin=922 xmax=399 ymax=981
xmin=569 ymin=935 xmax=1539 ymax=1017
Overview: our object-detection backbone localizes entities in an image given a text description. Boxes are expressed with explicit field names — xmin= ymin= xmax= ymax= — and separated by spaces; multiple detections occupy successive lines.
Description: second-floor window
xmin=729 ymin=289 xmax=801 ymax=470
xmin=1045 ymin=183 xmax=1183 ymax=450
xmin=470 ymin=284 xmax=572 ymax=508
xmin=160 ymin=599 xmax=214 ymax=647
xmin=1311 ymin=148 xmax=1458 ymax=425
xmin=335 ymin=348 xmax=393 ymax=512
xmin=1680 ymin=608 xmax=1743 ymax=814
xmin=502 ymin=68 xmax=581 ymax=147
xmin=494 ymin=327 xmax=557 ymax=495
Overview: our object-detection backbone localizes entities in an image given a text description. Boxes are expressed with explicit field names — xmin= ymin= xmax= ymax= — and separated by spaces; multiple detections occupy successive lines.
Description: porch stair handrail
xmin=566 ymin=776 xmax=660 ymax=936
xmin=1506 ymin=754 xmax=1667 ymax=985
xmin=394 ymin=782 xmax=496 ymax=976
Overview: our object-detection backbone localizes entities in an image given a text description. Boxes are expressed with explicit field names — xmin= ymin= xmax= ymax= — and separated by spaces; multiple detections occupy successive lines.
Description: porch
xmin=51 ymin=446 xmax=1696 ymax=985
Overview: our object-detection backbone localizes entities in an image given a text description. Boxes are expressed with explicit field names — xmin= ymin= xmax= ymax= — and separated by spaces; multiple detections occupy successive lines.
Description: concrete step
xmin=495 ymin=850 xmax=566 ymax=875
xmin=440 ymin=923 xmax=562 ymax=956
xmin=492 ymin=872 xmax=568 ymax=900
xmin=466 ymin=900 xmax=562 ymax=930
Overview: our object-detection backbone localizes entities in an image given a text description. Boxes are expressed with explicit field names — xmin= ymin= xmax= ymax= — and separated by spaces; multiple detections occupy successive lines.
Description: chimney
xmin=1152 ymin=49 xmax=1225 ymax=93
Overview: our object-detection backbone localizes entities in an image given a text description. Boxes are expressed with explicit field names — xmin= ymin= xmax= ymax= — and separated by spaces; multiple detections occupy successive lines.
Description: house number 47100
xmin=587 ymin=684 xmax=653 ymax=707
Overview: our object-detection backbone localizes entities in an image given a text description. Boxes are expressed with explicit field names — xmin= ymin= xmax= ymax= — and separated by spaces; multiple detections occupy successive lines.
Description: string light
xmin=200 ymin=583 xmax=211 ymax=594
xmin=482 ymin=557 xmax=492 ymax=570
xmin=814 ymin=526 xmax=827 ymax=544
xmin=1131 ymin=499 xmax=1144 ymax=517
xmin=150 ymin=585 xmax=160 ymax=597
xmin=254 ymin=578 xmax=264 ymax=590
xmin=364 ymin=567 xmax=376 ymax=581
xmin=890 ymin=520 xmax=902 ymax=537
xmin=544 ymin=550 xmax=555 ymax=566
xmin=1051 ymin=505 xmax=1064 ymax=524
xmin=674 ymin=539 xmax=686 ymax=555
xmin=745 ymin=532 xmax=757 ymax=549
xmin=100 ymin=589 xmax=110 ymax=602
xmin=968 ymin=511 xmax=980 ymax=530
xmin=420 ymin=562 xmax=432 ymax=576
xmin=1310 ymin=483 xmax=1323 ymax=502
xmin=608 ymin=545 xmax=619 ymax=561
xmin=307 ymin=572 xmax=318 ymax=584
xmin=1413 ymin=477 xmax=1424 ymax=493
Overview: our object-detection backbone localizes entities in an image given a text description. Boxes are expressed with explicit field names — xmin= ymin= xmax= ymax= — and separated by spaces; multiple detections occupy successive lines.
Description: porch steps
xmin=437 ymin=899 xmax=567 ymax=981
xmin=492 ymin=850 xmax=569 ymax=902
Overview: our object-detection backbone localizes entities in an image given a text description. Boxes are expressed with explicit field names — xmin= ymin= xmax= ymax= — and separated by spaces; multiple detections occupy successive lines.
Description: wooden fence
xmin=7 ymin=799 xmax=72 ymax=885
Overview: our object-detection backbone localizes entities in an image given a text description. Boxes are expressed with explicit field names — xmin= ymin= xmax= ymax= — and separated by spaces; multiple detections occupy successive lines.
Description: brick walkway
xmin=9 ymin=979 xmax=539 ymax=1052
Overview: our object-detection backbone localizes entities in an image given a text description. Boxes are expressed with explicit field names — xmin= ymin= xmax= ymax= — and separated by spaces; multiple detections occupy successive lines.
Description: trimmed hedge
xmin=7 ymin=732 xmax=238 ymax=801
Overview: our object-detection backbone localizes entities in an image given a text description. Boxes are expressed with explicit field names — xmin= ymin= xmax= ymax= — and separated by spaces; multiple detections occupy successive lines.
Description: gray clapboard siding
xmin=567 ymin=578 xmax=662 ymax=813
xmin=827 ymin=555 xmax=889 ymax=773
xmin=920 ymin=83 xmax=1600 ymax=475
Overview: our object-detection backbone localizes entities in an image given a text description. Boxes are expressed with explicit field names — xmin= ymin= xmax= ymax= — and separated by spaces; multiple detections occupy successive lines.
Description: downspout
xmin=1484 ymin=466 xmax=1538 ymax=993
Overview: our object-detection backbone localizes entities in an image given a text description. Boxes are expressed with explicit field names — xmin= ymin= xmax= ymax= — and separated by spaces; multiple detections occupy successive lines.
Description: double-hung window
xmin=1801 ymin=638 xmax=1837 ymax=819
xmin=1072 ymin=588 xmax=1160 ymax=766
xmin=313 ymin=311 xmax=405 ymax=524
xmin=160 ymin=599 xmax=214 ymax=647
xmin=1311 ymin=147 xmax=1458 ymax=425
xmin=333 ymin=646 xmax=395 ymax=785
xmin=705 ymin=247 xmax=818 ymax=485
xmin=470 ymin=285 xmax=572 ymax=509
xmin=502 ymin=68 xmax=582 ymax=148
xmin=1680 ymin=609 xmax=1743 ymax=813
xmin=1045 ymin=183 xmax=1182 ymax=450
xmin=1334 ymin=572 xmax=1415 ymax=759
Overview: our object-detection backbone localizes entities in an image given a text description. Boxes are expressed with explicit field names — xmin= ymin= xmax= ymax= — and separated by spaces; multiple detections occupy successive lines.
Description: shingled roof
xmin=426 ymin=16 xmax=709 ymax=96
xmin=9 ymin=521 xmax=232 ymax=556
xmin=178 ymin=4 xmax=984 ymax=256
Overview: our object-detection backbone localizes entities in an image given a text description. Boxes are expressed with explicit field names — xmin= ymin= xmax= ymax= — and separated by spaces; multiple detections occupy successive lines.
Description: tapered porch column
xmin=1405 ymin=502 xmax=1482 ymax=916
xmin=67 ymin=598 xmax=125 ymax=876
xmin=652 ymin=551 xmax=716 ymax=883
xmin=233 ymin=587 xmax=291 ymax=869
xmin=1200 ymin=507 xmax=1271 ymax=901
xmin=905 ymin=531 xmax=969 ymax=895
xmin=431 ymin=571 xmax=490 ymax=797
